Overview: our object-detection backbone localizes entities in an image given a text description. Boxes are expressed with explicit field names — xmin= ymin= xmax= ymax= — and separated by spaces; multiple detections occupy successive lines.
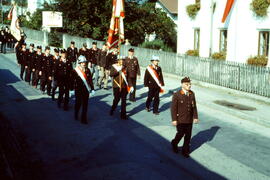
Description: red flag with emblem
xmin=222 ymin=0 xmax=235 ymax=23
xmin=107 ymin=0 xmax=125 ymax=49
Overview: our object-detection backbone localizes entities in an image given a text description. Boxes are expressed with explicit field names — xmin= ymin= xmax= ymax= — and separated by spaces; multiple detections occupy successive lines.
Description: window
xmin=258 ymin=31 xmax=269 ymax=57
xmin=219 ymin=29 xmax=227 ymax=52
xmin=194 ymin=28 xmax=200 ymax=51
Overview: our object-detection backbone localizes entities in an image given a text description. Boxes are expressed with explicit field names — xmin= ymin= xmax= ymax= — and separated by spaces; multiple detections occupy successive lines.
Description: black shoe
xmin=120 ymin=114 xmax=128 ymax=120
xmin=153 ymin=111 xmax=160 ymax=115
xmin=145 ymin=108 xmax=150 ymax=112
xmin=52 ymin=96 xmax=55 ymax=101
xmin=171 ymin=140 xmax=179 ymax=154
xmin=182 ymin=152 xmax=190 ymax=158
xmin=104 ymin=87 xmax=108 ymax=90
xmin=81 ymin=121 xmax=88 ymax=124
xmin=109 ymin=110 xmax=114 ymax=116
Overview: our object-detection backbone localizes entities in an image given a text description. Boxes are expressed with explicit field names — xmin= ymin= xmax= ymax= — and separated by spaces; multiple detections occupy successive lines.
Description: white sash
xmin=75 ymin=66 xmax=91 ymax=92
xmin=147 ymin=65 xmax=164 ymax=92
xmin=112 ymin=64 xmax=129 ymax=86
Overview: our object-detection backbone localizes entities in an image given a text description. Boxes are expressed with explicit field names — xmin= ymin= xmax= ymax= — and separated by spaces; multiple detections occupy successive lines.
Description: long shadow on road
xmin=0 ymin=68 xmax=227 ymax=180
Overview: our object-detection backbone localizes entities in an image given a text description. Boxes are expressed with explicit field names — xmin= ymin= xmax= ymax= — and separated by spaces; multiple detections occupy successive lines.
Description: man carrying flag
xmin=110 ymin=56 xmax=133 ymax=120
xmin=144 ymin=55 xmax=165 ymax=115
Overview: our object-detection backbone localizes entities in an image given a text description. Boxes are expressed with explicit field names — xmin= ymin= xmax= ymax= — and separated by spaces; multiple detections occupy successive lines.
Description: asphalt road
xmin=0 ymin=53 xmax=270 ymax=180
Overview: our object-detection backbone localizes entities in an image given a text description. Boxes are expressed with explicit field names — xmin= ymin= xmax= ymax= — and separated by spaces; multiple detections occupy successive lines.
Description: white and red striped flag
xmin=107 ymin=0 xmax=125 ymax=49
xmin=221 ymin=0 xmax=235 ymax=23
xmin=9 ymin=5 xmax=21 ymax=41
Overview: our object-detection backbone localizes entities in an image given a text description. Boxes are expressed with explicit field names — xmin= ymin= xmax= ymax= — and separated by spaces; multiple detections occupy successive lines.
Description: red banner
xmin=222 ymin=0 xmax=235 ymax=23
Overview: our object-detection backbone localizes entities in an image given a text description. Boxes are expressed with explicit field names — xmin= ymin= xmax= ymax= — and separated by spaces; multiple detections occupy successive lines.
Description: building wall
xmin=177 ymin=0 xmax=270 ymax=66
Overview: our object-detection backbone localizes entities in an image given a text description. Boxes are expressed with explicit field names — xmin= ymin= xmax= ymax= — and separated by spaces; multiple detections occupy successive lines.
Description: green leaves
xmin=250 ymin=0 xmax=270 ymax=17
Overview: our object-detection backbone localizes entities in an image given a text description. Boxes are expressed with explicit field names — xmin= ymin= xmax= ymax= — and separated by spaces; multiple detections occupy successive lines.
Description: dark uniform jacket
xmin=171 ymin=90 xmax=198 ymax=124
xmin=97 ymin=50 xmax=108 ymax=68
xmin=144 ymin=65 xmax=164 ymax=89
xmin=34 ymin=53 xmax=43 ymax=71
xmin=27 ymin=50 xmax=36 ymax=70
xmin=124 ymin=56 xmax=141 ymax=78
xmin=89 ymin=48 xmax=100 ymax=65
xmin=54 ymin=58 xmax=72 ymax=84
xmin=79 ymin=48 xmax=90 ymax=61
xmin=18 ymin=49 xmax=28 ymax=65
xmin=51 ymin=55 xmax=61 ymax=77
xmin=71 ymin=67 xmax=94 ymax=93
xmin=110 ymin=64 xmax=129 ymax=89
xmin=67 ymin=47 xmax=78 ymax=63
xmin=41 ymin=54 xmax=53 ymax=76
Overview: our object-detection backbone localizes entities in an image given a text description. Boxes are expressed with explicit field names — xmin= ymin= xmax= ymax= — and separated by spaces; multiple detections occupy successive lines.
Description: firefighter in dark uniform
xmin=144 ymin=55 xmax=164 ymax=115
xmin=170 ymin=77 xmax=199 ymax=158
xmin=32 ymin=46 xmax=43 ymax=88
xmin=25 ymin=43 xmax=36 ymax=84
xmin=67 ymin=41 xmax=78 ymax=68
xmin=55 ymin=49 xmax=72 ymax=110
xmin=124 ymin=48 xmax=141 ymax=102
xmin=97 ymin=44 xmax=109 ymax=89
xmin=51 ymin=48 xmax=61 ymax=101
xmin=17 ymin=42 xmax=28 ymax=80
xmin=88 ymin=42 xmax=100 ymax=86
xmin=40 ymin=46 xmax=53 ymax=95
xmin=71 ymin=55 xmax=95 ymax=124
xmin=110 ymin=56 xmax=133 ymax=120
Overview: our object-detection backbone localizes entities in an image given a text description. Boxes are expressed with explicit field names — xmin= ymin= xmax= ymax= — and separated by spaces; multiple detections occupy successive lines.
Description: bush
xmin=247 ymin=55 xmax=268 ymax=66
xmin=48 ymin=31 xmax=62 ymax=48
xmin=211 ymin=52 xmax=226 ymax=60
xmin=186 ymin=2 xmax=200 ymax=19
xmin=139 ymin=39 xmax=173 ymax=52
xmin=185 ymin=49 xmax=199 ymax=57
xmin=250 ymin=0 xmax=270 ymax=17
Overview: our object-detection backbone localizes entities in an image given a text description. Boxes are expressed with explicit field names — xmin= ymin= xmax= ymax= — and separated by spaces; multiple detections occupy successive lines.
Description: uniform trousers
xmin=58 ymin=81 xmax=69 ymax=107
xmin=75 ymin=90 xmax=89 ymax=123
xmin=172 ymin=123 xmax=193 ymax=154
xmin=24 ymin=67 xmax=32 ymax=83
xmin=20 ymin=65 xmax=25 ymax=80
xmin=40 ymin=72 xmax=52 ymax=95
xmin=128 ymin=77 xmax=137 ymax=101
xmin=146 ymin=87 xmax=160 ymax=113
xmin=111 ymin=87 xmax=128 ymax=116
xmin=32 ymin=71 xmax=40 ymax=87
xmin=90 ymin=64 xmax=99 ymax=85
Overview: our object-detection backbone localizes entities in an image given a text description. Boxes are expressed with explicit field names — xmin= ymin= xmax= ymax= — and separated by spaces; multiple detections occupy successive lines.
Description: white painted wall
xmin=177 ymin=0 xmax=270 ymax=65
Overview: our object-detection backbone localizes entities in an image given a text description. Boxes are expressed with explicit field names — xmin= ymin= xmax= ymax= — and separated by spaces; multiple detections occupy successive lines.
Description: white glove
xmin=129 ymin=86 xmax=134 ymax=93
xmin=90 ymin=90 xmax=95 ymax=97
xmin=70 ymin=90 xmax=75 ymax=96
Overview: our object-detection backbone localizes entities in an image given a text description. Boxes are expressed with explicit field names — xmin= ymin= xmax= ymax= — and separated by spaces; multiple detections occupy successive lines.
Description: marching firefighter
xmin=110 ymin=56 xmax=133 ymax=120
xmin=124 ymin=48 xmax=141 ymax=102
xmin=32 ymin=46 xmax=43 ymax=88
xmin=144 ymin=55 xmax=165 ymax=115
xmin=51 ymin=48 xmax=61 ymax=101
xmin=25 ymin=43 xmax=36 ymax=84
xmin=17 ymin=42 xmax=28 ymax=80
xmin=40 ymin=46 xmax=53 ymax=95
xmin=54 ymin=49 xmax=72 ymax=110
xmin=71 ymin=55 xmax=95 ymax=124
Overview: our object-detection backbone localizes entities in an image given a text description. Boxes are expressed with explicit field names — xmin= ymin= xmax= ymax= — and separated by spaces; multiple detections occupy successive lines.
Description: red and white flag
xmin=7 ymin=6 xmax=14 ymax=20
xmin=9 ymin=5 xmax=21 ymax=41
xmin=107 ymin=0 xmax=125 ymax=49
xmin=221 ymin=0 xmax=235 ymax=23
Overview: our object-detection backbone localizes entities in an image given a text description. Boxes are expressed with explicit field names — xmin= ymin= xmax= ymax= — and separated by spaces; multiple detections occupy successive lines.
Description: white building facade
xmin=177 ymin=0 xmax=270 ymax=66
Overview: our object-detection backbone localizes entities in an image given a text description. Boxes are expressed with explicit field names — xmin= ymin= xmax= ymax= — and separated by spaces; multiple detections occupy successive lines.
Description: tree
xmin=20 ymin=0 xmax=177 ymax=51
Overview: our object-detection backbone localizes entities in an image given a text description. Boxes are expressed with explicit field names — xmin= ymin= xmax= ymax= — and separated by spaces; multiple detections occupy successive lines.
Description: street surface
xmin=0 ymin=53 xmax=270 ymax=180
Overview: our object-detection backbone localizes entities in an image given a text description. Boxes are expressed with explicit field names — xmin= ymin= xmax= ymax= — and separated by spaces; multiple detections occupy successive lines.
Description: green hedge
xmin=139 ymin=39 xmax=173 ymax=52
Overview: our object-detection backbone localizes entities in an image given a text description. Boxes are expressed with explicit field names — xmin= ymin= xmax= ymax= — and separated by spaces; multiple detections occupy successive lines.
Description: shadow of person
xmin=190 ymin=126 xmax=221 ymax=153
